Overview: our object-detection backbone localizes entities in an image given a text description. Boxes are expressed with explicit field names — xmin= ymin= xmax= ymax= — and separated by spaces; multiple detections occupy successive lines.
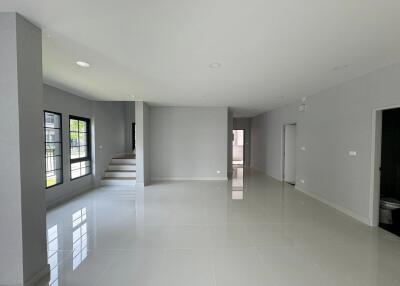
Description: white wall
xmin=251 ymin=62 xmax=400 ymax=225
xmin=44 ymin=85 xmax=126 ymax=206
xmin=150 ymin=107 xmax=228 ymax=180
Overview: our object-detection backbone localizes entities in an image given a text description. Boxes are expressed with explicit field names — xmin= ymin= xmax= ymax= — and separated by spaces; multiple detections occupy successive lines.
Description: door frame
xmin=232 ymin=129 xmax=245 ymax=166
xmin=370 ymin=104 xmax=400 ymax=226
xmin=282 ymin=123 xmax=297 ymax=183
xmin=132 ymin=123 xmax=136 ymax=151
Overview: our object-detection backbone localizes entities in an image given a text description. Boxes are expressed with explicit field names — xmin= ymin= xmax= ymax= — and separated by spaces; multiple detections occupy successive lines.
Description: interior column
xmin=135 ymin=101 xmax=150 ymax=186
xmin=0 ymin=12 xmax=48 ymax=285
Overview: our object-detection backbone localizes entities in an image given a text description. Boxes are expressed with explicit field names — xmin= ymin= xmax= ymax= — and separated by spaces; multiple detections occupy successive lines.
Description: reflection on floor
xmin=37 ymin=169 xmax=400 ymax=286
xmin=232 ymin=167 xmax=244 ymax=200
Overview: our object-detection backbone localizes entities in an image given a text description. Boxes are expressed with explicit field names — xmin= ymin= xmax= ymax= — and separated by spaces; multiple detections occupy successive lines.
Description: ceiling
xmin=2 ymin=0 xmax=400 ymax=117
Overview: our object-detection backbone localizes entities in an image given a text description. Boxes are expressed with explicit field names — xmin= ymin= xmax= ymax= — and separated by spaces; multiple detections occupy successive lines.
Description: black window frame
xmin=44 ymin=110 xmax=63 ymax=189
xmin=69 ymin=115 xmax=92 ymax=180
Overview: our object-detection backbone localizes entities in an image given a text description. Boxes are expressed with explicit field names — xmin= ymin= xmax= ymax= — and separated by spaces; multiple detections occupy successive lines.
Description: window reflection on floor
xmin=72 ymin=207 xmax=88 ymax=270
xmin=46 ymin=206 xmax=89 ymax=285
xmin=232 ymin=167 xmax=244 ymax=200
xmin=47 ymin=225 xmax=59 ymax=286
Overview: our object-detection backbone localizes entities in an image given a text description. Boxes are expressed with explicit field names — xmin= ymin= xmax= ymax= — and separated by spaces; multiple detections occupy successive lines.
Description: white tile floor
xmin=37 ymin=168 xmax=400 ymax=286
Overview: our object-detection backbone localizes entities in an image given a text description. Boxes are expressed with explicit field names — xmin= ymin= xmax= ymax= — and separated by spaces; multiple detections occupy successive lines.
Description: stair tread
xmin=112 ymin=155 xmax=136 ymax=159
xmin=106 ymin=170 xmax=136 ymax=172
xmin=102 ymin=177 xmax=136 ymax=180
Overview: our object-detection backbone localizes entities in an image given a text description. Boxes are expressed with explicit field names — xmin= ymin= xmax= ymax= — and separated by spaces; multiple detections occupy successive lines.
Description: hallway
xmin=39 ymin=169 xmax=400 ymax=286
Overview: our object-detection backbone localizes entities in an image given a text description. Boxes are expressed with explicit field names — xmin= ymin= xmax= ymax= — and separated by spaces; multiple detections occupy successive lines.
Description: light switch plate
xmin=349 ymin=151 xmax=357 ymax=156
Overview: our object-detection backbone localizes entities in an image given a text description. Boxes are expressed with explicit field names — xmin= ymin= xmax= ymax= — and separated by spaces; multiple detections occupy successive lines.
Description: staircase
xmin=101 ymin=155 xmax=136 ymax=186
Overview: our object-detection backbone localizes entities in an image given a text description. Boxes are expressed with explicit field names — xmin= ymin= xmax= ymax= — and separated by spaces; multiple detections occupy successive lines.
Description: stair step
xmin=101 ymin=177 xmax=136 ymax=186
xmin=108 ymin=164 xmax=136 ymax=171
xmin=112 ymin=154 xmax=135 ymax=159
xmin=111 ymin=158 xmax=136 ymax=165
xmin=104 ymin=170 xmax=136 ymax=178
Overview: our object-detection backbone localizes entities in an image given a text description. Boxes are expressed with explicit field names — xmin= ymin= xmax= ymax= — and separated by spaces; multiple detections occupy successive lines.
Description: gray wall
xmin=135 ymin=101 xmax=150 ymax=185
xmin=125 ymin=101 xmax=135 ymax=153
xmin=0 ymin=13 xmax=47 ymax=285
xmin=44 ymin=85 xmax=94 ymax=206
xmin=0 ymin=13 xmax=24 ymax=284
xmin=44 ymin=85 xmax=126 ymax=206
xmin=93 ymin=101 xmax=126 ymax=184
xmin=150 ymin=107 xmax=228 ymax=180
xmin=233 ymin=117 xmax=251 ymax=167
xmin=251 ymin=105 xmax=297 ymax=178
xmin=251 ymin=62 xmax=400 ymax=225
xmin=227 ymin=110 xmax=233 ymax=176
xmin=16 ymin=15 xmax=48 ymax=284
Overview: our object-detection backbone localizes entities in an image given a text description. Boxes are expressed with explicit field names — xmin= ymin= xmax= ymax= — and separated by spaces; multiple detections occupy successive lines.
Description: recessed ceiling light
xmin=209 ymin=62 xmax=221 ymax=69
xmin=76 ymin=61 xmax=90 ymax=68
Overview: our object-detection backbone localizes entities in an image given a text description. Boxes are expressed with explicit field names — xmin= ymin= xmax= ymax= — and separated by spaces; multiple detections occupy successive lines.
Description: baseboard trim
xmin=296 ymin=186 xmax=370 ymax=225
xmin=24 ymin=264 xmax=50 ymax=286
xmin=151 ymin=177 xmax=228 ymax=181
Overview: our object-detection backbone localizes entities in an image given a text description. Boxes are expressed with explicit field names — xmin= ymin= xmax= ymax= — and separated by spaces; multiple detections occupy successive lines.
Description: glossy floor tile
xmin=37 ymin=168 xmax=400 ymax=286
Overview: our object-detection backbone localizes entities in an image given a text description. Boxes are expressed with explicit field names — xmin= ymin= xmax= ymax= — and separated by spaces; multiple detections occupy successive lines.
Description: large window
xmin=45 ymin=111 xmax=63 ymax=188
xmin=69 ymin=116 xmax=91 ymax=180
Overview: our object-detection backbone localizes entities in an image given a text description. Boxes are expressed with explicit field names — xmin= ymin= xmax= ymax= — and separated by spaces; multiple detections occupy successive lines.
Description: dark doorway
xmin=379 ymin=108 xmax=400 ymax=236
xmin=132 ymin=123 xmax=136 ymax=151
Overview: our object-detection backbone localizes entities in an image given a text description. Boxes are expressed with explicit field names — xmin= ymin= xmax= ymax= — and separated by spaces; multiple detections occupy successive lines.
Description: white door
xmin=284 ymin=124 xmax=296 ymax=184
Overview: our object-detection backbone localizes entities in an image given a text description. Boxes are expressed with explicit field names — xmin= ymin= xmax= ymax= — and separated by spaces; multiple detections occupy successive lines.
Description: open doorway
xmin=283 ymin=124 xmax=296 ymax=185
xmin=232 ymin=129 xmax=244 ymax=165
xmin=372 ymin=107 xmax=400 ymax=235
xmin=132 ymin=123 xmax=136 ymax=152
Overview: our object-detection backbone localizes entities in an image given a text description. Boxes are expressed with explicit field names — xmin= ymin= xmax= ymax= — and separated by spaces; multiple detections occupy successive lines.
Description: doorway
xmin=377 ymin=108 xmax=400 ymax=235
xmin=132 ymin=123 xmax=136 ymax=152
xmin=232 ymin=129 xmax=244 ymax=165
xmin=283 ymin=124 xmax=296 ymax=185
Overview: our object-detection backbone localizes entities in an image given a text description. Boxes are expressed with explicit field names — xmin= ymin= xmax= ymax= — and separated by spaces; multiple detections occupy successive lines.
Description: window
xmin=70 ymin=116 xmax=91 ymax=180
xmin=44 ymin=111 xmax=63 ymax=188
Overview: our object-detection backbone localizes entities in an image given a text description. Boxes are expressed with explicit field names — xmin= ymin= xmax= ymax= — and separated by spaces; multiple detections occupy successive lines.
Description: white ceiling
xmin=2 ymin=0 xmax=400 ymax=117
